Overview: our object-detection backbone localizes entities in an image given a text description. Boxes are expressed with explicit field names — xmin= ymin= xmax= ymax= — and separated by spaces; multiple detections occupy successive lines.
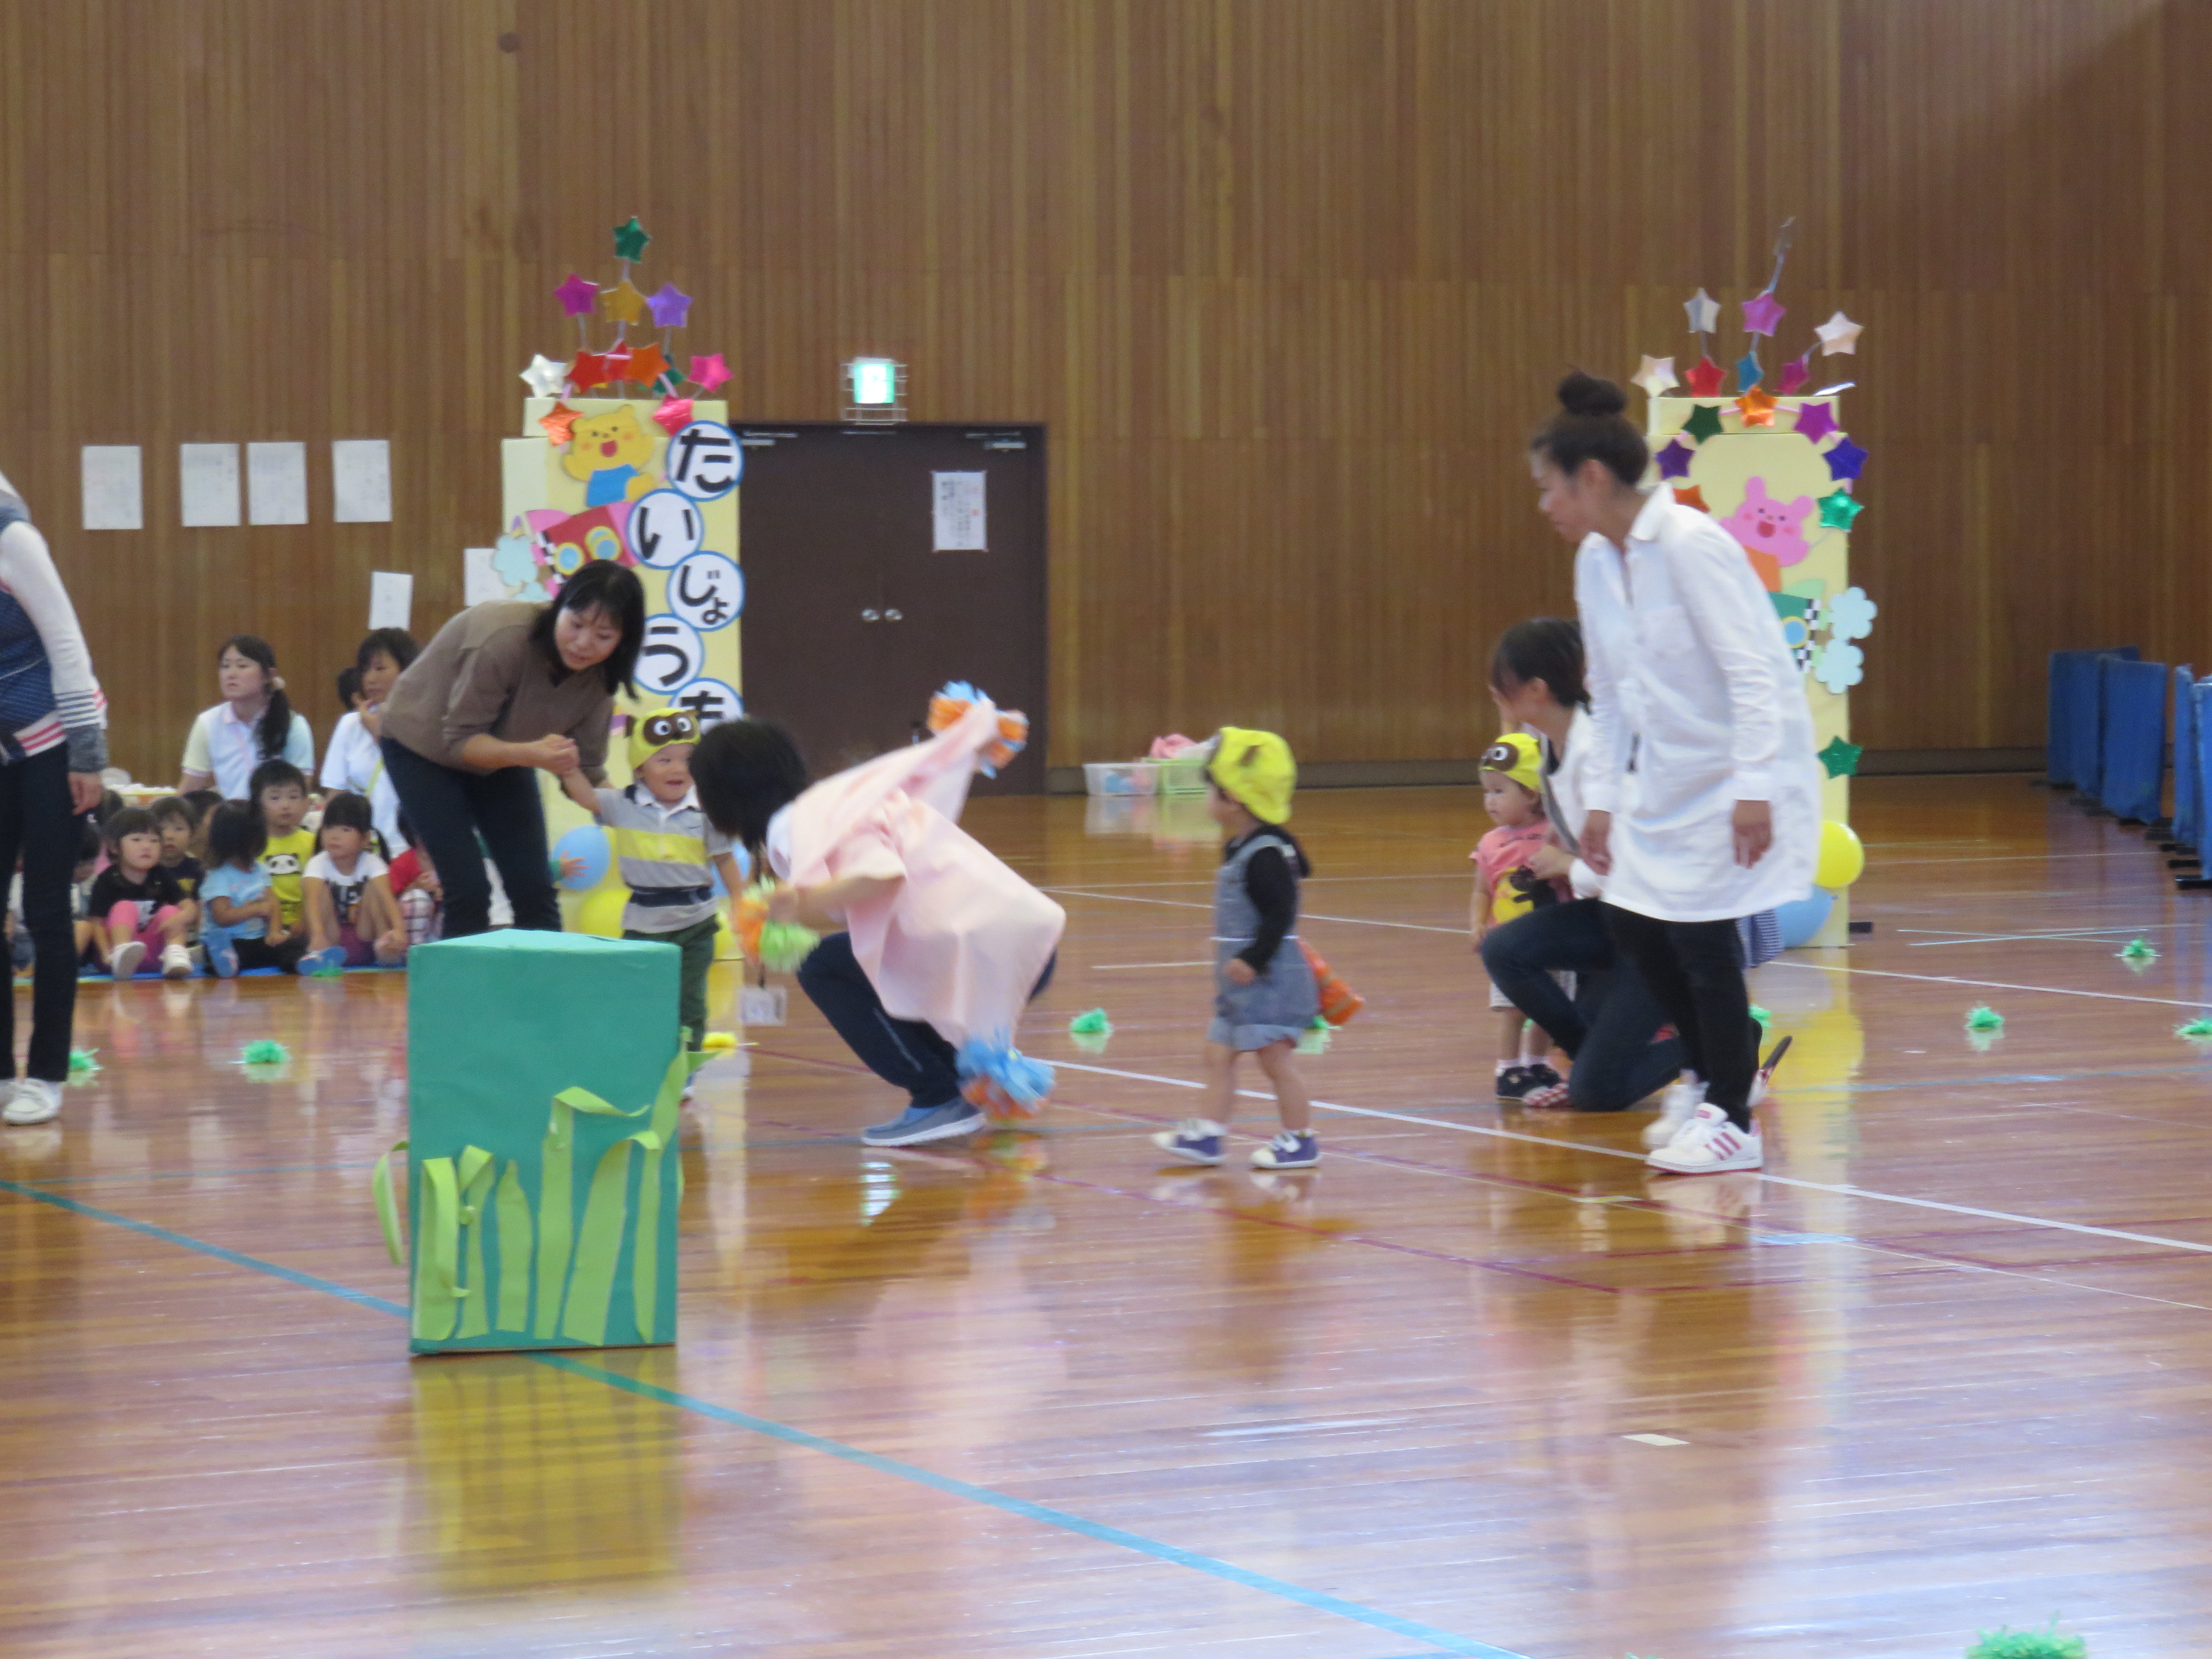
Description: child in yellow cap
xmin=1152 ymin=727 xmax=1322 ymax=1170
xmin=1473 ymin=732 xmax=1572 ymax=1102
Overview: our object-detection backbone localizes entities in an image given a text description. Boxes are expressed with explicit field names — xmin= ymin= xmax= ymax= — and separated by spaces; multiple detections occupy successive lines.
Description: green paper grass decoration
xmin=68 ymin=1048 xmax=100 ymax=1077
xmin=1964 ymin=1622 xmax=2086 ymax=1659
xmin=1069 ymin=1008 xmax=1113 ymax=1036
xmin=1749 ymin=1004 xmax=1772 ymax=1026
xmin=2119 ymin=938 xmax=2158 ymax=962
xmin=1965 ymin=1005 xmax=2005 ymax=1032
xmin=2178 ymin=1017 xmax=2212 ymax=1040
xmin=240 ymin=1039 xmax=290 ymax=1066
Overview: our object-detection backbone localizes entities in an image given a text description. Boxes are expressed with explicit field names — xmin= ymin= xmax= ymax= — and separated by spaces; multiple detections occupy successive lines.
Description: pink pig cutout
xmin=1718 ymin=477 xmax=1815 ymax=593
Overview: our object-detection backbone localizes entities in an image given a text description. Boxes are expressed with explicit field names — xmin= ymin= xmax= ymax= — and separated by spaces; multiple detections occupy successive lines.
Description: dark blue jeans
xmin=1481 ymin=898 xmax=1682 ymax=1111
xmin=380 ymin=737 xmax=560 ymax=938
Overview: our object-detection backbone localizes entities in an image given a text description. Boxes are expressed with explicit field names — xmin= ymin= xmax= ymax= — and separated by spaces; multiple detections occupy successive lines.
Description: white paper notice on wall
xmin=368 ymin=571 xmax=413 ymax=631
xmin=332 ymin=439 xmax=393 ymax=523
xmin=462 ymin=547 xmax=505 ymax=606
xmin=80 ymin=446 xmax=144 ymax=531
xmin=179 ymin=444 xmax=241 ymax=528
xmin=931 ymin=470 xmax=987 ymax=551
xmin=247 ymin=442 xmax=309 ymax=526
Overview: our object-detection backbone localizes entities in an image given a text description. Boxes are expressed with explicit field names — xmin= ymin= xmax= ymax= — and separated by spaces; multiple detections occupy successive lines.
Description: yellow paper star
xmin=1735 ymin=386 xmax=1778 ymax=428
xmin=601 ymin=279 xmax=648 ymax=325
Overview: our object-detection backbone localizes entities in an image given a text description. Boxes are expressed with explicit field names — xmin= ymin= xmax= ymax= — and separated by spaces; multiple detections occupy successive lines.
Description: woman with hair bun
xmin=1528 ymin=372 xmax=1819 ymax=1174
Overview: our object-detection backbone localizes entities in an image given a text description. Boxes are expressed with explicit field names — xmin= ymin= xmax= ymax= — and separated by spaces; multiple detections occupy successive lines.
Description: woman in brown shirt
xmin=379 ymin=561 xmax=645 ymax=937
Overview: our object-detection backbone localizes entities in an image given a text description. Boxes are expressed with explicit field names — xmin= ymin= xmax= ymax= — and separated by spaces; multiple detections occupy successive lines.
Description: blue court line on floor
xmin=0 ymin=1175 xmax=1523 ymax=1659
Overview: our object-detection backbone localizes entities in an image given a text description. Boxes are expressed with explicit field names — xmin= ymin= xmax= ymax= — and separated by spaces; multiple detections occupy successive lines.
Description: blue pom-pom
xmin=956 ymin=1036 xmax=1055 ymax=1109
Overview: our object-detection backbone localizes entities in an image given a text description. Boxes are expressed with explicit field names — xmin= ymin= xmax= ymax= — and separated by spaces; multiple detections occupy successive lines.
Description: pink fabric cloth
xmin=1147 ymin=733 xmax=1200 ymax=759
xmin=105 ymin=902 xmax=179 ymax=962
xmin=1471 ymin=821 xmax=1566 ymax=922
xmin=786 ymin=697 xmax=1065 ymax=1049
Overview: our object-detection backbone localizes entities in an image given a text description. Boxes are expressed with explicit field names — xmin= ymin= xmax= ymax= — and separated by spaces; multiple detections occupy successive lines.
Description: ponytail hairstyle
xmin=218 ymin=635 xmax=294 ymax=763
xmin=1529 ymin=372 xmax=1647 ymax=490
xmin=1490 ymin=618 xmax=1590 ymax=710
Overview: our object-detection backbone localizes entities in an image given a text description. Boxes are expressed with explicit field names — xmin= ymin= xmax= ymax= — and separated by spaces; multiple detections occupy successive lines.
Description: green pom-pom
xmin=1069 ymin=1008 xmax=1113 ymax=1036
xmin=2179 ymin=1017 xmax=2212 ymax=1040
xmin=1749 ymin=1004 xmax=1772 ymax=1026
xmin=756 ymin=920 xmax=820 ymax=975
xmin=1965 ymin=1005 xmax=2005 ymax=1032
xmin=2119 ymin=938 xmax=2159 ymax=962
xmin=1964 ymin=1622 xmax=2086 ymax=1659
xmin=240 ymin=1039 xmax=290 ymax=1066
xmin=68 ymin=1048 xmax=100 ymax=1077
xmin=308 ymin=961 xmax=345 ymax=978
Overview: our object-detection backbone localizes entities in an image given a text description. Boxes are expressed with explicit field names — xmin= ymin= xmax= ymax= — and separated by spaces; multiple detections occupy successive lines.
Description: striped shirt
xmin=0 ymin=491 xmax=107 ymax=771
xmin=595 ymin=783 xmax=731 ymax=932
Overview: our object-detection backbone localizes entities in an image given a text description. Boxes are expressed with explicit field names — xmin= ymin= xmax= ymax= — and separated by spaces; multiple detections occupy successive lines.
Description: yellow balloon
xmin=576 ymin=885 xmax=629 ymax=938
xmin=1815 ymin=818 xmax=1865 ymax=889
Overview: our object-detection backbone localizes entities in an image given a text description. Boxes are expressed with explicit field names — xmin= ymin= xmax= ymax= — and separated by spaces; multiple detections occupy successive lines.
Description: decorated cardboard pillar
xmin=386 ymin=932 xmax=700 ymax=1355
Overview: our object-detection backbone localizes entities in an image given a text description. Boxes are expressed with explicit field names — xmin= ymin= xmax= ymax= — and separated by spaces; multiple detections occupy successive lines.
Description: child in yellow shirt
xmin=251 ymin=759 xmax=316 ymax=933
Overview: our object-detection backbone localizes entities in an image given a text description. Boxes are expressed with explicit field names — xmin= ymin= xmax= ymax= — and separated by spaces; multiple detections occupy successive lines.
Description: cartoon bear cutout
xmin=1718 ymin=477 xmax=1815 ymax=593
xmin=561 ymin=408 xmax=662 ymax=506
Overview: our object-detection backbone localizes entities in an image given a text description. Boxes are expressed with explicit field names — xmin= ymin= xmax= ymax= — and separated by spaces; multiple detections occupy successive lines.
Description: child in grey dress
xmin=1153 ymin=727 xmax=1322 ymax=1170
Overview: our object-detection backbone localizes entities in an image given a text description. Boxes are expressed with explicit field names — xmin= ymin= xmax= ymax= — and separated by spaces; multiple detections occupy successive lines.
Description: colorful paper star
xmin=601 ymin=345 xmax=635 ymax=385
xmin=1792 ymin=401 xmax=1839 ymax=443
xmin=1683 ymin=357 xmax=1724 ymax=397
xmin=1734 ymin=352 xmax=1764 ymax=393
xmin=651 ymin=396 xmax=695 ymax=436
xmin=601 ymin=279 xmax=648 ymax=325
xmin=1672 ymin=483 xmax=1709 ymax=512
xmin=688 ymin=352 xmax=732 ymax=393
xmin=568 ymin=350 xmax=611 ymax=391
xmin=1776 ymin=353 xmax=1812 ymax=396
xmin=1817 ymin=735 xmax=1864 ymax=778
xmin=1682 ymin=403 xmax=1726 ymax=442
xmin=1655 ymin=438 xmax=1696 ymax=480
xmin=612 ymin=216 xmax=651 ymax=262
xmin=554 ymin=274 xmax=599 ymax=318
xmin=1684 ymin=288 xmax=1720 ymax=334
xmin=538 ymin=401 xmax=581 ymax=444
xmin=646 ymin=283 xmax=693 ymax=328
xmin=1736 ymin=386 xmax=1778 ymax=428
xmin=519 ymin=354 xmax=570 ymax=398
xmin=1818 ymin=489 xmax=1865 ymax=529
xmin=625 ymin=342 xmax=671 ymax=387
xmin=1632 ymin=355 xmax=1679 ymax=398
xmin=1824 ymin=437 xmax=1869 ymax=481
xmin=1815 ymin=311 xmax=1863 ymax=354
xmin=1741 ymin=291 xmax=1786 ymax=336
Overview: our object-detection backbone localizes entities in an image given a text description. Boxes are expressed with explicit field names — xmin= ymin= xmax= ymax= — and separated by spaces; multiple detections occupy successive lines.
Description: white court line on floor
xmin=1772 ymin=959 xmax=2212 ymax=1012
xmin=1048 ymin=887 xmax=1466 ymax=935
xmin=1092 ymin=961 xmax=1215 ymax=970
xmin=1050 ymin=1058 xmax=2212 ymax=1257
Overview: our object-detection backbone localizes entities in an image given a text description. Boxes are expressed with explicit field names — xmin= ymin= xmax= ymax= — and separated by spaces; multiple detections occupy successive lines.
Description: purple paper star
xmin=1741 ymin=291 xmax=1786 ymax=337
xmin=646 ymin=283 xmax=693 ymax=328
xmin=1776 ymin=353 xmax=1811 ymax=396
xmin=1656 ymin=438 xmax=1696 ymax=481
xmin=554 ymin=273 xmax=598 ymax=318
xmin=1793 ymin=401 xmax=1839 ymax=444
xmin=1824 ymin=437 xmax=1869 ymax=481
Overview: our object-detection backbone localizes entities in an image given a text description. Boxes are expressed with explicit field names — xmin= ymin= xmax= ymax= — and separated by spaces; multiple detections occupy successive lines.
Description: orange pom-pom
xmin=962 ymin=1075 xmax=1039 ymax=1122
xmin=1301 ymin=944 xmax=1364 ymax=1027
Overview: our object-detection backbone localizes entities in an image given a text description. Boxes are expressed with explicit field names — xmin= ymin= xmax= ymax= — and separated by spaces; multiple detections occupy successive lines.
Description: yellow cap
xmin=1481 ymin=732 xmax=1543 ymax=796
xmin=1207 ymin=727 xmax=1297 ymax=824
xmin=627 ymin=706 xmax=701 ymax=774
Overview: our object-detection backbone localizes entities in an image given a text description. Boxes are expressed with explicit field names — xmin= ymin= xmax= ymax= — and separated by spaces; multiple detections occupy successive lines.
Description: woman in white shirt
xmin=1480 ymin=619 xmax=1683 ymax=1112
xmin=1532 ymin=373 xmax=1819 ymax=1175
xmin=320 ymin=627 xmax=417 ymax=853
xmin=179 ymin=635 xmax=314 ymax=799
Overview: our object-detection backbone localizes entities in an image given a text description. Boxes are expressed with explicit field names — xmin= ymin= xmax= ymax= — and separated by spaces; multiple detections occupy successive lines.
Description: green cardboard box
xmin=384 ymin=932 xmax=694 ymax=1356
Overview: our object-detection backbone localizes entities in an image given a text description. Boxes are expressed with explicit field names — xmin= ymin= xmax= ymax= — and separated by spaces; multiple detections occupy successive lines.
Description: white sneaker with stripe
xmin=1646 ymin=1102 xmax=1764 ymax=1174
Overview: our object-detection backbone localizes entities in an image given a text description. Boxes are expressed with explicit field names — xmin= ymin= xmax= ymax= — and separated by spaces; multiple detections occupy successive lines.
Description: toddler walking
xmin=1472 ymin=734 xmax=1571 ymax=1102
xmin=1154 ymin=728 xmax=1322 ymax=1171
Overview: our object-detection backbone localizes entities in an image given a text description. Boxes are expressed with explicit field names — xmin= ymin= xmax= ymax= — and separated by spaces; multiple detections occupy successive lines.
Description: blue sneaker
xmin=211 ymin=945 xmax=240 ymax=979
xmin=304 ymin=946 xmax=347 ymax=975
xmin=860 ymin=1100 xmax=985 ymax=1147
xmin=1250 ymin=1130 xmax=1319 ymax=1170
xmin=1151 ymin=1118 xmax=1226 ymax=1165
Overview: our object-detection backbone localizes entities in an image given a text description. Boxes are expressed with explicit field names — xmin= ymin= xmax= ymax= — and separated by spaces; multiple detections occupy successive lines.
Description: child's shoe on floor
xmin=1250 ymin=1130 xmax=1319 ymax=1170
xmin=1152 ymin=1118 xmax=1226 ymax=1165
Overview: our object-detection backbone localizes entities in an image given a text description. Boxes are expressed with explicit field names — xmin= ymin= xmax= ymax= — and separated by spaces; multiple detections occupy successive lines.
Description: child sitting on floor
xmin=1471 ymin=733 xmax=1571 ymax=1104
xmin=88 ymin=807 xmax=197 ymax=980
xmin=302 ymin=792 xmax=406 ymax=971
xmin=200 ymin=801 xmax=308 ymax=976
xmin=151 ymin=794 xmax=205 ymax=904
xmin=385 ymin=818 xmax=444 ymax=946
xmin=251 ymin=759 xmax=316 ymax=936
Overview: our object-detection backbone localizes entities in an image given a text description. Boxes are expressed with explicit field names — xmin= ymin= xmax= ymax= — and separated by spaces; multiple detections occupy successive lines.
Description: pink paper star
xmin=1776 ymin=353 xmax=1812 ymax=396
xmin=647 ymin=284 xmax=693 ymax=328
xmin=554 ymin=274 xmax=599 ymax=318
xmin=1792 ymin=401 xmax=1839 ymax=444
xmin=1741 ymin=291 xmax=1786 ymax=337
xmin=651 ymin=396 xmax=695 ymax=436
xmin=688 ymin=352 xmax=731 ymax=393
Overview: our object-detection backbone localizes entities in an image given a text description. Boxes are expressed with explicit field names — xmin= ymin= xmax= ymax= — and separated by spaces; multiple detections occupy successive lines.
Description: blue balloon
xmin=708 ymin=844 xmax=753 ymax=900
xmin=1775 ymin=888 xmax=1836 ymax=949
xmin=553 ymin=824 xmax=612 ymax=891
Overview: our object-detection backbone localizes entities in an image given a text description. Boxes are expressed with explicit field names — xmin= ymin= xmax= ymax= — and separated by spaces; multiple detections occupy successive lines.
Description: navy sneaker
xmin=1250 ymin=1130 xmax=1319 ymax=1170
xmin=860 ymin=1100 xmax=985 ymax=1147
xmin=1152 ymin=1118 xmax=1226 ymax=1165
xmin=1495 ymin=1062 xmax=1562 ymax=1104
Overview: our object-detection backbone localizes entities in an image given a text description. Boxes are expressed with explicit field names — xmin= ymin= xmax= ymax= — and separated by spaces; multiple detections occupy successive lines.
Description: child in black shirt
xmin=88 ymin=808 xmax=196 ymax=979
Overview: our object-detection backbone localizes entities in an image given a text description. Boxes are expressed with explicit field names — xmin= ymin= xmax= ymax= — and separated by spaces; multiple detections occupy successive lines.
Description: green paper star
xmin=1818 ymin=489 xmax=1865 ymax=529
xmin=612 ymin=215 xmax=651 ymax=261
xmin=1817 ymin=735 xmax=1863 ymax=778
xmin=1681 ymin=403 xmax=1726 ymax=442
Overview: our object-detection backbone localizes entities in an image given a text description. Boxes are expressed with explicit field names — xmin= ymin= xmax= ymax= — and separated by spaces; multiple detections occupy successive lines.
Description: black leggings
xmin=0 ymin=746 xmax=81 ymax=1083
xmin=380 ymin=737 xmax=561 ymax=937
xmin=1602 ymin=905 xmax=1758 ymax=1129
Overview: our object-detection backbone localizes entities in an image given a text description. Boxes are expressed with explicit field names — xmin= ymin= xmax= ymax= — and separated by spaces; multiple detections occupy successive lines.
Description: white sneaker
xmin=108 ymin=940 xmax=144 ymax=981
xmin=4 ymin=1077 xmax=61 ymax=1126
xmin=160 ymin=942 xmax=192 ymax=980
xmin=1647 ymin=1103 xmax=1763 ymax=1174
xmin=1642 ymin=1076 xmax=1706 ymax=1148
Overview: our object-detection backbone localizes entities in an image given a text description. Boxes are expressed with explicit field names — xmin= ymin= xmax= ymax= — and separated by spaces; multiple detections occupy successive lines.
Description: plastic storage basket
xmin=1083 ymin=761 xmax=1158 ymax=796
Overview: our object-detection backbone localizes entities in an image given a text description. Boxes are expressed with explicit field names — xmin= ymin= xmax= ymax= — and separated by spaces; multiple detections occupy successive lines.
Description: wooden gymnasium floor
xmin=6 ymin=774 xmax=2212 ymax=1659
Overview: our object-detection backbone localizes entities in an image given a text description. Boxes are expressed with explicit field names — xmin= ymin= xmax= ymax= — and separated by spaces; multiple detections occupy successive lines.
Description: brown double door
xmin=737 ymin=424 xmax=1046 ymax=794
